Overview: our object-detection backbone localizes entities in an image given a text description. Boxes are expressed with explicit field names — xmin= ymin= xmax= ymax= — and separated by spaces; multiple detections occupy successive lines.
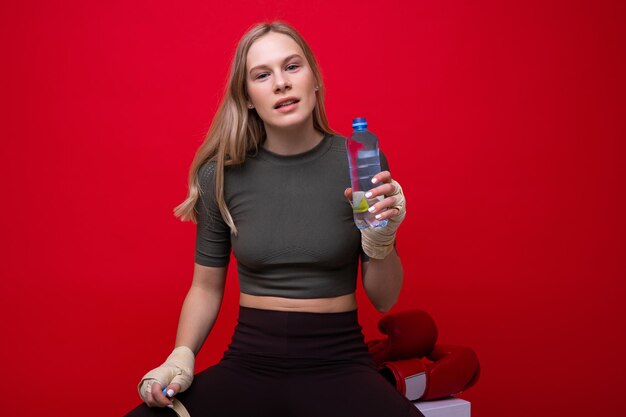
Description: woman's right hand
xmin=137 ymin=346 xmax=195 ymax=407
xmin=142 ymin=381 xmax=182 ymax=408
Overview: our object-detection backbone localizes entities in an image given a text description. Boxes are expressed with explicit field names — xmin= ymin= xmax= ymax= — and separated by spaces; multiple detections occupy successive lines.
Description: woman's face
xmin=245 ymin=32 xmax=318 ymax=131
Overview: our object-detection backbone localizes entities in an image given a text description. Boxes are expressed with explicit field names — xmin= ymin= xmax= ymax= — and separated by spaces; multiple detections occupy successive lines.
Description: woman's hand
xmin=344 ymin=170 xmax=406 ymax=223
xmin=344 ymin=170 xmax=407 ymax=259
xmin=137 ymin=346 xmax=194 ymax=408
xmin=143 ymin=381 xmax=182 ymax=409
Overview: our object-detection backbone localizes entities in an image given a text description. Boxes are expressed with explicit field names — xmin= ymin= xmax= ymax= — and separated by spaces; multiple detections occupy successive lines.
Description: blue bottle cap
xmin=352 ymin=117 xmax=368 ymax=129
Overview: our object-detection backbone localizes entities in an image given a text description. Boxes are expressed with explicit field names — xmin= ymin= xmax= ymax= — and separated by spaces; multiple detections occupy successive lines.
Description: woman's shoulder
xmin=327 ymin=133 xmax=347 ymax=150
xmin=198 ymin=159 xmax=217 ymax=182
xmin=327 ymin=133 xmax=358 ymax=161
xmin=197 ymin=159 xmax=220 ymax=197
xmin=199 ymin=158 xmax=217 ymax=172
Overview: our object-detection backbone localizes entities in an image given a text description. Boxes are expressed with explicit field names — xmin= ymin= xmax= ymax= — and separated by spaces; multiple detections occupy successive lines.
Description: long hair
xmin=173 ymin=21 xmax=337 ymax=236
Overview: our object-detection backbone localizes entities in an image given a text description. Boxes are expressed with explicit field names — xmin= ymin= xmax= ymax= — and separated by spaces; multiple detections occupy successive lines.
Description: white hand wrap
xmin=361 ymin=179 xmax=406 ymax=259
xmin=137 ymin=346 xmax=195 ymax=402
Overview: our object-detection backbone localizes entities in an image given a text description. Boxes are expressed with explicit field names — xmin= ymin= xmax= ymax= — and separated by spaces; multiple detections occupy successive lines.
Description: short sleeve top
xmin=194 ymin=133 xmax=392 ymax=299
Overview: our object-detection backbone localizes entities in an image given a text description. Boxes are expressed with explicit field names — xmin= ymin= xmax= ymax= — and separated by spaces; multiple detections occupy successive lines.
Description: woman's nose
xmin=274 ymin=74 xmax=292 ymax=92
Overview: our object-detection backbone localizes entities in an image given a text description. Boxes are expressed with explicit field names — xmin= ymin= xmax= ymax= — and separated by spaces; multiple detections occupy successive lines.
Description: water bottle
xmin=345 ymin=117 xmax=388 ymax=229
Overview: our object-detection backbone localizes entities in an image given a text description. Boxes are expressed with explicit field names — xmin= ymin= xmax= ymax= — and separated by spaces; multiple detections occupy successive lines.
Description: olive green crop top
xmin=194 ymin=133 xmax=392 ymax=299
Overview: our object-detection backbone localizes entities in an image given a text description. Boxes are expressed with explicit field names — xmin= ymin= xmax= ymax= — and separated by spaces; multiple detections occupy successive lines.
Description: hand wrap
xmin=361 ymin=179 xmax=406 ymax=259
xmin=137 ymin=346 xmax=195 ymax=402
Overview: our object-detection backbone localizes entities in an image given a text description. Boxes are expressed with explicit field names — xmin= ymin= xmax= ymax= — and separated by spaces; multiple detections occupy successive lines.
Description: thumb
xmin=344 ymin=187 xmax=353 ymax=201
xmin=164 ymin=383 xmax=182 ymax=398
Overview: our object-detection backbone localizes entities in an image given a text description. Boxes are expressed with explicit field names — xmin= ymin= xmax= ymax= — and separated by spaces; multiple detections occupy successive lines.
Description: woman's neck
xmin=262 ymin=123 xmax=324 ymax=156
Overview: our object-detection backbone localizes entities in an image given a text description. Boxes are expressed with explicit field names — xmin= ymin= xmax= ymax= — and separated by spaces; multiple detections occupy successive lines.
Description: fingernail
xmin=365 ymin=191 xmax=372 ymax=198
xmin=375 ymin=214 xmax=382 ymax=219
xmin=167 ymin=389 xmax=175 ymax=397
xmin=368 ymin=206 xmax=375 ymax=213
xmin=371 ymin=177 xmax=378 ymax=184
xmin=167 ymin=404 xmax=174 ymax=409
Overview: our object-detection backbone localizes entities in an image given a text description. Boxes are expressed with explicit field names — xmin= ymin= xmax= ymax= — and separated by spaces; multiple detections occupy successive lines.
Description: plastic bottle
xmin=345 ymin=117 xmax=388 ymax=229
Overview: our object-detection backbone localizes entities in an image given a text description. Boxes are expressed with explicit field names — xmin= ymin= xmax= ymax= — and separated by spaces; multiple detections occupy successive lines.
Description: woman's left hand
xmin=344 ymin=171 xmax=407 ymax=259
xmin=344 ymin=171 xmax=405 ymax=223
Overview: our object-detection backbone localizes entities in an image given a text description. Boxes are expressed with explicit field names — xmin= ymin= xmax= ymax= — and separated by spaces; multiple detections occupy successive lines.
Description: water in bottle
xmin=345 ymin=117 xmax=388 ymax=229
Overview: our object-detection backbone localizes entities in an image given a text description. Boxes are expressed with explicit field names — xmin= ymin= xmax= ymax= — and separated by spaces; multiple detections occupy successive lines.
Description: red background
xmin=1 ymin=1 xmax=624 ymax=416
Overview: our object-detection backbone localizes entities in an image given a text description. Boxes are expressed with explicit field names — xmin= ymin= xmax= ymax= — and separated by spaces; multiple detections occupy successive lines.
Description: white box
xmin=414 ymin=397 xmax=471 ymax=417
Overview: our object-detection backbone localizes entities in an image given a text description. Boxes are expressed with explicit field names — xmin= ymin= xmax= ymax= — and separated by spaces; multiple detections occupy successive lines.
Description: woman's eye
xmin=254 ymin=64 xmax=298 ymax=80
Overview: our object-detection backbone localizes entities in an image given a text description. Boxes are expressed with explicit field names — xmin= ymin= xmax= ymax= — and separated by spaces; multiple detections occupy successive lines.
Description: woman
xmin=126 ymin=21 xmax=421 ymax=417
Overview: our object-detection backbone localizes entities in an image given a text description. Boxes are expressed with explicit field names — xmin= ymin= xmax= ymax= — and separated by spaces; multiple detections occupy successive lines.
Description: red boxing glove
xmin=366 ymin=310 xmax=438 ymax=366
xmin=379 ymin=344 xmax=480 ymax=401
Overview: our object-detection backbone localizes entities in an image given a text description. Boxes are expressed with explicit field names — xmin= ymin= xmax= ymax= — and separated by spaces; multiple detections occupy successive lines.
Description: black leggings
xmin=125 ymin=306 xmax=425 ymax=417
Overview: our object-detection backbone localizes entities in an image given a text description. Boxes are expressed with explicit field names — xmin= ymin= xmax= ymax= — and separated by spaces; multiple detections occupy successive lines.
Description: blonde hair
xmin=173 ymin=21 xmax=337 ymax=236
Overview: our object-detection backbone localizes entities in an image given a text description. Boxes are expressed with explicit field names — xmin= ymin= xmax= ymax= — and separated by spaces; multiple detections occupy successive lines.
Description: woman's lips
xmin=275 ymin=101 xmax=299 ymax=113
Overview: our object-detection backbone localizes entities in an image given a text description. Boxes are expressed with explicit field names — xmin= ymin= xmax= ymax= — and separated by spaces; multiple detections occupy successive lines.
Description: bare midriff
xmin=239 ymin=292 xmax=358 ymax=313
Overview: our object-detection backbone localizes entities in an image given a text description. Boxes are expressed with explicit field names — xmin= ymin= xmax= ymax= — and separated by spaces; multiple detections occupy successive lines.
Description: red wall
xmin=1 ymin=1 xmax=624 ymax=416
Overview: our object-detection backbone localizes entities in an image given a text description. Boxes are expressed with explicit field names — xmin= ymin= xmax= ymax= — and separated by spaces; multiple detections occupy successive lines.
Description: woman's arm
xmin=175 ymin=263 xmax=228 ymax=354
xmin=345 ymin=166 xmax=407 ymax=314
xmin=138 ymin=263 xmax=227 ymax=407
xmin=361 ymin=249 xmax=403 ymax=313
